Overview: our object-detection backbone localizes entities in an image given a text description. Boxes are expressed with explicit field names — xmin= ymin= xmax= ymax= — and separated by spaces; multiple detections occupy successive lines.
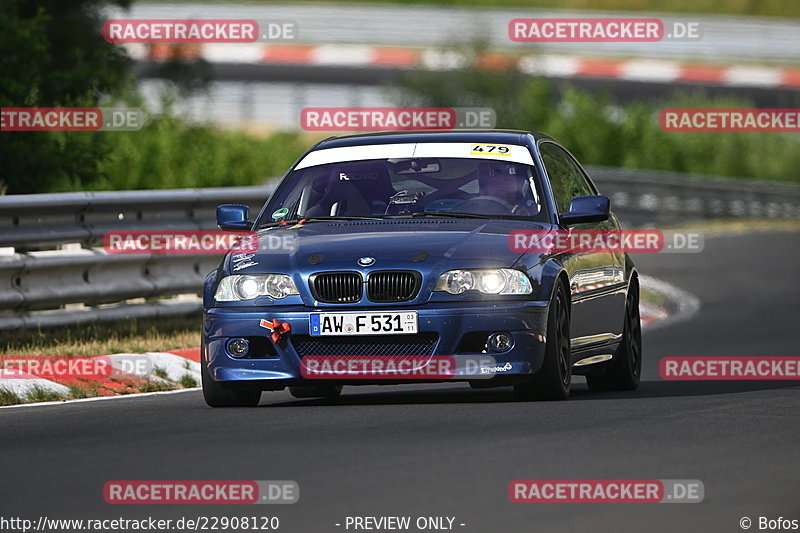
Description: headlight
xmin=435 ymin=269 xmax=532 ymax=295
xmin=215 ymin=274 xmax=299 ymax=301
xmin=437 ymin=270 xmax=474 ymax=294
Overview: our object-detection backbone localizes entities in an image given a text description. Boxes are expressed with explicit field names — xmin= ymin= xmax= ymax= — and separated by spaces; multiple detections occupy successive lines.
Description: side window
xmin=539 ymin=143 xmax=594 ymax=213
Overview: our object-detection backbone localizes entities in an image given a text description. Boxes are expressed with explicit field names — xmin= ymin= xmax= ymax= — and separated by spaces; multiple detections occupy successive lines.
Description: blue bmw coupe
xmin=202 ymin=130 xmax=641 ymax=406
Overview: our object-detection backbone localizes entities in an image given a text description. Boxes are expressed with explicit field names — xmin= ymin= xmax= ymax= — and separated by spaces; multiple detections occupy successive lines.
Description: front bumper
xmin=203 ymin=301 xmax=549 ymax=387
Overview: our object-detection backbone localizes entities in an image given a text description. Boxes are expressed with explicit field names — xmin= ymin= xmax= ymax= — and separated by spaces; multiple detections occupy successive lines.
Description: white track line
xmin=0 ymin=387 xmax=200 ymax=410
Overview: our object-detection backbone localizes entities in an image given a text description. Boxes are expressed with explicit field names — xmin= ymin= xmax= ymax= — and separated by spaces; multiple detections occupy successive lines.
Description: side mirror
xmin=559 ymin=195 xmax=610 ymax=225
xmin=216 ymin=204 xmax=252 ymax=231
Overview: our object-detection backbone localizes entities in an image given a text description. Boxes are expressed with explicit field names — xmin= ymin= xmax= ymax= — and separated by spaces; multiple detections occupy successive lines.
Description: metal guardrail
xmin=0 ymin=251 xmax=218 ymax=310
xmin=588 ymin=167 xmax=800 ymax=226
xmin=0 ymin=186 xmax=273 ymax=250
xmin=0 ymin=186 xmax=273 ymax=330
xmin=1 ymin=171 xmax=798 ymax=330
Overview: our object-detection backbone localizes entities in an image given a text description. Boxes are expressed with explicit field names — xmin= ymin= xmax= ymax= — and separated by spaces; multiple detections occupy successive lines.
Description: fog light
xmin=227 ymin=338 xmax=249 ymax=358
xmin=488 ymin=333 xmax=513 ymax=352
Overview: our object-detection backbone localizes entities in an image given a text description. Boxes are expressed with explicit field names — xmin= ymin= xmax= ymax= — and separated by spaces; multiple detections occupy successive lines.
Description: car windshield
xmin=261 ymin=157 xmax=549 ymax=226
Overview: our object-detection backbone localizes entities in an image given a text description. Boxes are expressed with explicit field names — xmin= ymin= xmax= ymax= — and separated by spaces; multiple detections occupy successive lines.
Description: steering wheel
xmin=458 ymin=195 xmax=515 ymax=214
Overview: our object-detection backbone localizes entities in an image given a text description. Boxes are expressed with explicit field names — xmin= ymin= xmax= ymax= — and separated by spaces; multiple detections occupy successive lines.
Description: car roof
xmin=314 ymin=130 xmax=553 ymax=150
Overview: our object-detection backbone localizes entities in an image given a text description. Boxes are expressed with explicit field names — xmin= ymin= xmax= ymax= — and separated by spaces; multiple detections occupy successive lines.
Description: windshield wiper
xmin=405 ymin=212 xmax=496 ymax=219
xmin=260 ymin=215 xmax=384 ymax=228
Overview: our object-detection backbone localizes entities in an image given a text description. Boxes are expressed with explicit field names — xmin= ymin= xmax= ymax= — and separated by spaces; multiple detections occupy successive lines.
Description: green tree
xmin=0 ymin=0 xmax=132 ymax=193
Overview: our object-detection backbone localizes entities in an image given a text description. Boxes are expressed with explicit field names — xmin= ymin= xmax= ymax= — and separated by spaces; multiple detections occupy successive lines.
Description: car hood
xmin=226 ymin=219 xmax=548 ymax=275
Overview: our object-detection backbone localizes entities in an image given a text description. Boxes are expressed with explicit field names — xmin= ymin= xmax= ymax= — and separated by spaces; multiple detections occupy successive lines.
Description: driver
xmin=476 ymin=162 xmax=532 ymax=216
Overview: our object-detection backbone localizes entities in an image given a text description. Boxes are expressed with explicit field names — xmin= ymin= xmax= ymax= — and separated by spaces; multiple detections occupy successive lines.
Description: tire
xmin=201 ymin=344 xmax=262 ymax=407
xmin=289 ymin=385 xmax=343 ymax=399
xmin=514 ymin=280 xmax=571 ymax=400
xmin=586 ymin=277 xmax=642 ymax=391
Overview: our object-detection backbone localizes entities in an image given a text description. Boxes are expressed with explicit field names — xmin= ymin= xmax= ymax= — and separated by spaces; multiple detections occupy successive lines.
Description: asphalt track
xmin=2 ymin=231 xmax=799 ymax=533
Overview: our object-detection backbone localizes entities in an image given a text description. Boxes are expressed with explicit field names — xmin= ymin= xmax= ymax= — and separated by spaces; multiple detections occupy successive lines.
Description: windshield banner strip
xmin=295 ymin=142 xmax=534 ymax=169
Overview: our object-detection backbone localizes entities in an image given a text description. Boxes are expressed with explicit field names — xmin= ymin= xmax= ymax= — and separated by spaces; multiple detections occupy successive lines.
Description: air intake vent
xmin=293 ymin=333 xmax=438 ymax=357
xmin=367 ymin=271 xmax=421 ymax=302
xmin=310 ymin=272 xmax=362 ymax=303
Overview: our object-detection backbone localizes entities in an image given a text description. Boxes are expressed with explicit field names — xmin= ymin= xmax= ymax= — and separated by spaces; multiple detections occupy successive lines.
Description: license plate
xmin=309 ymin=312 xmax=418 ymax=336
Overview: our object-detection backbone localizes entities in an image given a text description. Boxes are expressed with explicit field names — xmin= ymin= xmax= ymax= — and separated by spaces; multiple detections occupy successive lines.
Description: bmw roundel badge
xmin=358 ymin=257 xmax=375 ymax=266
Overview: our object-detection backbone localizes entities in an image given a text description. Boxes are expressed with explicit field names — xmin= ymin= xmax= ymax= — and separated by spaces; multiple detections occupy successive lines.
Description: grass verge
xmin=0 ymin=315 xmax=201 ymax=357
xmin=0 ymin=315 xmax=203 ymax=406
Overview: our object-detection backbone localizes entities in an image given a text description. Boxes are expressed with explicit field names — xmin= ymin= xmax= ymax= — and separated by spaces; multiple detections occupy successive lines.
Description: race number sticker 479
xmin=471 ymin=144 xmax=511 ymax=156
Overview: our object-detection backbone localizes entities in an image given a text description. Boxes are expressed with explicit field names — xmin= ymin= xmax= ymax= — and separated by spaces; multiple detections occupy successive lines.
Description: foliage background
xmin=2 ymin=0 xmax=798 ymax=194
